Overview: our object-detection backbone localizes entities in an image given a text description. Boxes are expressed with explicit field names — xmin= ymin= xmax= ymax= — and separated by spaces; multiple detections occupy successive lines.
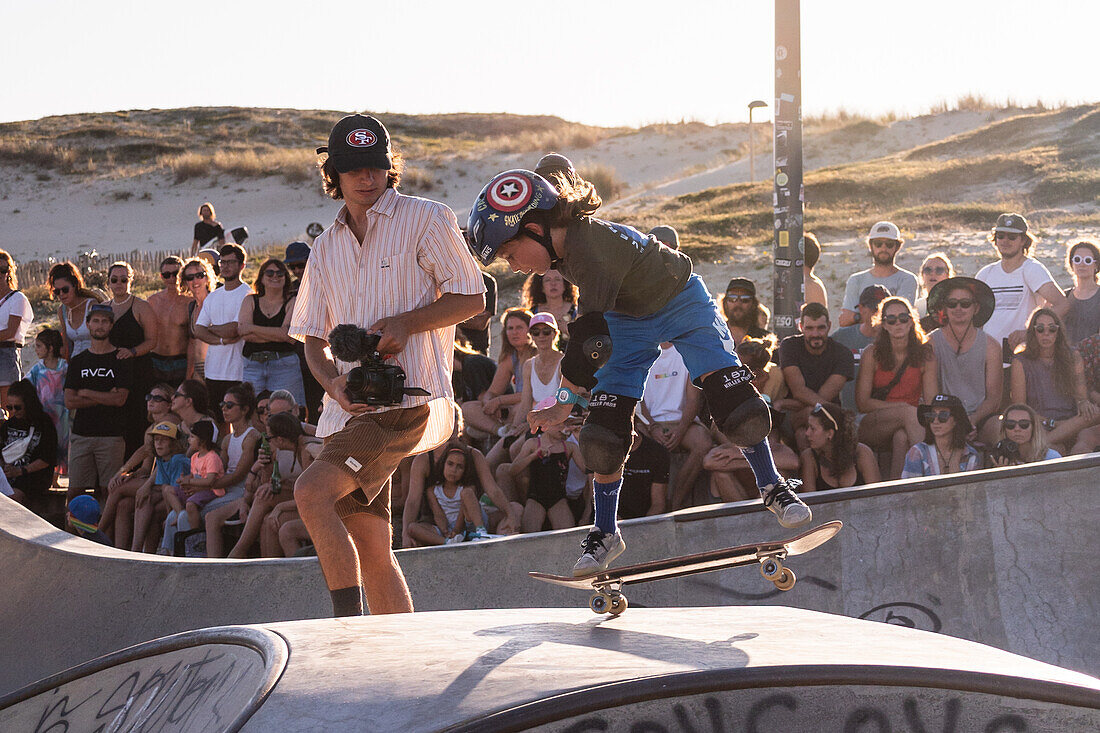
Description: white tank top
xmin=62 ymin=301 xmax=93 ymax=358
xmin=530 ymin=356 xmax=562 ymax=405
xmin=226 ymin=426 xmax=257 ymax=476
xmin=433 ymin=484 xmax=463 ymax=529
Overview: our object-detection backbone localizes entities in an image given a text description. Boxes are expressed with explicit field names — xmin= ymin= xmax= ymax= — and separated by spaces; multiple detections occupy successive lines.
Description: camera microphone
xmin=329 ymin=324 xmax=375 ymax=364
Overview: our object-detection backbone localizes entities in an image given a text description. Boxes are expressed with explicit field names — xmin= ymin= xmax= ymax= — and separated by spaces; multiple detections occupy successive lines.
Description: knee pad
xmin=700 ymin=365 xmax=771 ymax=447
xmin=579 ymin=392 xmax=637 ymax=474
xmin=562 ymin=312 xmax=612 ymax=390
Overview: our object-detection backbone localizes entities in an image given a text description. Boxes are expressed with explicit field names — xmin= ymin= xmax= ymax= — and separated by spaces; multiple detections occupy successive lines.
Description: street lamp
xmin=748 ymin=100 xmax=767 ymax=184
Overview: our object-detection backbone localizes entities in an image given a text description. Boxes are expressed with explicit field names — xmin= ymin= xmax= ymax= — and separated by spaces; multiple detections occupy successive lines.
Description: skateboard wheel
xmin=589 ymin=592 xmax=611 ymax=615
xmin=609 ymin=594 xmax=628 ymax=616
xmin=773 ymin=568 xmax=796 ymax=591
xmin=760 ymin=558 xmax=782 ymax=581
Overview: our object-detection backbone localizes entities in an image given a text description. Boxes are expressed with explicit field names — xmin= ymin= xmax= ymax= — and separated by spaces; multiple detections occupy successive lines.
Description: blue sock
xmin=593 ymin=478 xmax=623 ymax=535
xmin=741 ymin=439 xmax=782 ymax=491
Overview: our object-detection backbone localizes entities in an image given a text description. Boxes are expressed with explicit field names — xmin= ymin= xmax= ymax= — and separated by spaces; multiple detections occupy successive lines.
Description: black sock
xmin=330 ymin=586 xmax=364 ymax=617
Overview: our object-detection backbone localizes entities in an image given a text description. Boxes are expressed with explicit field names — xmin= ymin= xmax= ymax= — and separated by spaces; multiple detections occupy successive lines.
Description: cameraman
xmin=989 ymin=403 xmax=1061 ymax=467
xmin=289 ymin=114 xmax=485 ymax=617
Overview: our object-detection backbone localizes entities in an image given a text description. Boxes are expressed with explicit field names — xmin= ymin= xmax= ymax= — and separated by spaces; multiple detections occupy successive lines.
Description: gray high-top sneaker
xmin=572 ymin=527 xmax=626 ymax=577
xmin=761 ymin=479 xmax=812 ymax=528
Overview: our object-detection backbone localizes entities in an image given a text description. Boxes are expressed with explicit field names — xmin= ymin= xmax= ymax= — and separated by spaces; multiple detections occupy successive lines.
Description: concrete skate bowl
xmin=0 ymin=626 xmax=286 ymax=733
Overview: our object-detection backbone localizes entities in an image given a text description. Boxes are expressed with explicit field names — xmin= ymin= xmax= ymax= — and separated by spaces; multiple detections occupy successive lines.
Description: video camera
xmin=327 ymin=324 xmax=430 ymax=406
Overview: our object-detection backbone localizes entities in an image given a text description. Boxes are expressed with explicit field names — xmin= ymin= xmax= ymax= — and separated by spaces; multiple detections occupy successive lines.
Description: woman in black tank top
xmin=237 ymin=258 xmax=306 ymax=404
xmin=799 ymin=403 xmax=879 ymax=491
xmin=106 ymin=262 xmax=158 ymax=457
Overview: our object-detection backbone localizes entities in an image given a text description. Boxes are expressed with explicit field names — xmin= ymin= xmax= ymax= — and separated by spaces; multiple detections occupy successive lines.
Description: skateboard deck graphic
xmin=529 ymin=520 xmax=841 ymax=615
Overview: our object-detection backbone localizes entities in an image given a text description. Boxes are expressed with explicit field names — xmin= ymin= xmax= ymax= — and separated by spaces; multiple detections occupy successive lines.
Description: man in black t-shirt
xmin=616 ymin=433 xmax=671 ymax=520
xmin=452 ymin=342 xmax=498 ymax=404
xmin=458 ymin=271 xmax=497 ymax=355
xmin=191 ymin=202 xmax=226 ymax=256
xmin=64 ymin=304 xmax=134 ymax=501
xmin=776 ymin=302 xmax=854 ymax=450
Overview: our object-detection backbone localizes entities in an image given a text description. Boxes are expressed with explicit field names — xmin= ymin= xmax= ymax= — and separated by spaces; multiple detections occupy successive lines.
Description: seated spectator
xmin=406 ymin=443 xmax=493 ymax=545
xmin=639 ymin=342 xmax=713 ymax=509
xmin=1009 ymin=308 xmax=1100 ymax=453
xmin=902 ymin=394 xmax=981 ymax=478
xmin=830 ymin=284 xmax=890 ymax=412
xmin=66 ymin=495 xmax=112 ymax=546
xmin=49 ymin=261 xmax=101 ymax=360
xmin=616 ymin=430 xmax=671 ymax=519
xmin=1 ymin=380 xmax=59 ymax=514
xmin=142 ymin=422 xmax=194 ymax=555
xmin=458 ymin=270 xmax=498 ymax=355
xmin=521 ymin=271 xmax=577 ymax=342
xmin=202 ymin=383 xmax=262 ymax=557
xmin=802 ymin=232 xmax=828 ymax=308
xmin=238 ymin=258 xmax=305 ymax=405
xmin=705 ymin=409 xmax=799 ymax=502
xmin=170 ymin=378 xmax=219 ymax=440
xmin=252 ymin=389 xmax=273 ymax=434
xmin=28 ymin=328 xmax=69 ymax=480
xmin=800 ymin=403 xmax=879 ymax=490
xmin=925 ymin=277 xmax=1002 ymax=446
xmin=1063 ymin=239 xmax=1100 ymax=345
xmin=719 ymin=278 xmax=773 ymax=345
xmin=914 ymin=252 xmax=954 ymax=330
xmin=267 ymin=389 xmax=317 ymax=435
xmin=452 ymin=341 xmax=498 ymax=406
xmin=513 ymin=313 xmax=564 ymax=422
xmin=737 ymin=337 xmax=786 ymax=404
xmin=988 ymin=403 xmax=1061 ymax=467
xmin=855 ymin=297 xmax=938 ymax=478
xmin=462 ymin=308 xmax=534 ymax=444
xmin=510 ymin=421 xmax=579 ymax=533
xmin=776 ymin=303 xmax=855 ymax=449
xmin=839 ymin=221 xmax=919 ymax=327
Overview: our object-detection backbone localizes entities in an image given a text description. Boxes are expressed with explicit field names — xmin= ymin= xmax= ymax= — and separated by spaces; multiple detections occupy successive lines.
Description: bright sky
xmin=3 ymin=0 xmax=1097 ymax=127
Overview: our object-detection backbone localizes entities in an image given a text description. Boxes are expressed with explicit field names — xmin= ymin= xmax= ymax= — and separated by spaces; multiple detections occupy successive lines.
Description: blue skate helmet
xmin=467 ymin=169 xmax=559 ymax=266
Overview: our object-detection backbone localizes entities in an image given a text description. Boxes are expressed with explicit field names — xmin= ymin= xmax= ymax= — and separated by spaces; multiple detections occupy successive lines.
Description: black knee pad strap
xmin=579 ymin=392 xmax=636 ymax=474
xmin=700 ymin=365 xmax=772 ymax=446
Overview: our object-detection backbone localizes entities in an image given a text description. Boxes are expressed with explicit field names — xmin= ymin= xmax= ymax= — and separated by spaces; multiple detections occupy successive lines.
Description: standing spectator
xmin=284 ymin=241 xmax=310 ymax=297
xmin=616 ymin=431 xmax=671 ymax=519
xmin=106 ymin=261 xmax=158 ymax=456
xmin=648 ymin=225 xmax=680 ymax=251
xmin=802 ymin=232 xmax=828 ymax=308
xmin=902 ymin=394 xmax=981 ymax=478
xmin=1009 ymin=308 xmax=1100 ymax=453
xmin=829 ymin=284 xmax=889 ymax=412
xmin=521 ymin=271 xmax=578 ymax=341
xmin=914 ymin=252 xmax=954 ymax=329
xmin=0 ymin=250 xmax=34 ymax=405
xmin=191 ymin=201 xmax=226 ymax=255
xmin=1 ymin=380 xmax=59 ymax=514
xmin=855 ymin=297 xmax=938 ymax=478
xmin=49 ymin=262 xmax=100 ymax=360
xmin=458 ymin=271 xmax=498 ymax=355
xmin=800 ymin=403 xmax=879 ymax=491
xmin=194 ymin=243 xmax=253 ymax=409
xmin=290 ymin=113 xmax=484 ymax=616
xmin=181 ymin=256 xmax=216 ymax=380
xmin=1062 ymin=238 xmax=1100 ymax=345
xmin=839 ymin=221 xmax=919 ymax=327
xmin=146 ymin=256 xmax=191 ymax=388
xmin=926 ymin=277 xmax=1003 ymax=445
xmin=976 ymin=212 xmax=1068 ymax=358
xmin=28 ymin=328 xmax=68 ymax=479
xmin=718 ymin=278 xmax=772 ymax=345
xmin=989 ymin=403 xmax=1061 ymax=466
xmin=461 ymin=308 xmax=534 ymax=443
xmin=776 ymin=303 xmax=855 ymax=449
xmin=238 ymin=258 xmax=306 ymax=405
xmin=64 ymin=304 xmax=133 ymax=502
xmin=639 ymin=343 xmax=712 ymax=510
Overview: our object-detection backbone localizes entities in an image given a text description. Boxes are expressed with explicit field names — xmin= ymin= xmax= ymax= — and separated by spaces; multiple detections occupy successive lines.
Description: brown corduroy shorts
xmin=317 ymin=405 xmax=430 ymax=522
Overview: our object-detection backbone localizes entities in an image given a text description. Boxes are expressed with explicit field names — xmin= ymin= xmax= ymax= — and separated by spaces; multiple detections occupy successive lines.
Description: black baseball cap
xmin=316 ymin=114 xmax=392 ymax=174
xmin=534 ymin=152 xmax=575 ymax=178
xmin=284 ymin=241 xmax=310 ymax=264
xmin=86 ymin=303 xmax=115 ymax=322
xmin=726 ymin=277 xmax=756 ymax=296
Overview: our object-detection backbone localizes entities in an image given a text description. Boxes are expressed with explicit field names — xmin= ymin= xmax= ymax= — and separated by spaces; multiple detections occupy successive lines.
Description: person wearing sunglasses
xmin=831 ymin=284 xmax=890 ymax=413
xmin=180 ymin=257 xmax=216 ymax=382
xmin=1 ymin=379 xmax=58 ymax=516
xmin=0 ymin=250 xmax=35 ymax=407
xmin=1009 ymin=308 xmax=1100 ymax=454
xmin=989 ymin=403 xmax=1060 ymax=467
xmin=194 ymin=243 xmax=252 ymax=411
xmin=914 ymin=252 xmax=954 ymax=330
xmin=976 ymin=213 xmax=1068 ymax=361
xmin=145 ymin=255 xmax=191 ymax=389
xmin=48 ymin=261 xmax=102 ymax=360
xmin=926 ymin=276 xmax=1003 ymax=447
xmin=201 ymin=383 xmax=262 ymax=558
xmin=237 ymin=258 xmax=306 ymax=407
xmin=104 ymin=261 xmax=159 ymax=458
xmin=1062 ymin=238 xmax=1100 ymax=345
xmin=520 ymin=269 xmax=578 ymax=349
xmin=855 ymin=297 xmax=939 ymax=478
xmin=512 ymin=313 xmax=565 ymax=435
xmin=902 ymin=394 xmax=980 ymax=478
xmin=720 ymin=277 xmax=772 ymax=346
xmin=838 ymin=221 xmax=919 ymax=328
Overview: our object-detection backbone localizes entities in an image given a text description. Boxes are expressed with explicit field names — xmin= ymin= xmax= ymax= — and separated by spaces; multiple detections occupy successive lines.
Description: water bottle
xmin=269 ymin=439 xmax=282 ymax=496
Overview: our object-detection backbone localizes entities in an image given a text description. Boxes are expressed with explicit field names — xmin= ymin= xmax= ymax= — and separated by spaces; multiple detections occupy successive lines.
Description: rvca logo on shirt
xmin=80 ymin=367 xmax=115 ymax=378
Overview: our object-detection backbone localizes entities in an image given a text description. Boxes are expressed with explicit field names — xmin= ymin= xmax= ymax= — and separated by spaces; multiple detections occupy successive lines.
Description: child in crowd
xmin=140 ymin=421 xmax=193 ymax=555
xmin=407 ymin=444 xmax=489 ymax=545
xmin=66 ymin=495 xmax=112 ymax=546
xmin=27 ymin=328 xmax=68 ymax=478
xmin=510 ymin=420 xmax=579 ymax=532
xmin=178 ymin=421 xmax=225 ymax=532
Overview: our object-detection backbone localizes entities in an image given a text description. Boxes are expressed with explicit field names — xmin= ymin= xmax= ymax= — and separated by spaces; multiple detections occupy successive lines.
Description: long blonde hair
xmin=998 ymin=403 xmax=1051 ymax=463
xmin=0 ymin=249 xmax=18 ymax=290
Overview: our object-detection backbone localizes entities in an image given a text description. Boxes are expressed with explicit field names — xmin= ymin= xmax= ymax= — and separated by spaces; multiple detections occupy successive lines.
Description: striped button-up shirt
xmin=289 ymin=188 xmax=485 ymax=452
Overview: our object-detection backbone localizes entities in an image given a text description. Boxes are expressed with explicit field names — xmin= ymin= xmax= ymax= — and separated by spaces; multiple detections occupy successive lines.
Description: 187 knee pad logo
xmin=589 ymin=393 xmax=618 ymax=410
xmin=722 ymin=366 xmax=754 ymax=388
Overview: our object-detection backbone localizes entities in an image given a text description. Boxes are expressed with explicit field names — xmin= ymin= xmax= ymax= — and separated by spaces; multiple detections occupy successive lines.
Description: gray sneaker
xmin=761 ymin=479 xmax=812 ymax=528
xmin=572 ymin=528 xmax=626 ymax=577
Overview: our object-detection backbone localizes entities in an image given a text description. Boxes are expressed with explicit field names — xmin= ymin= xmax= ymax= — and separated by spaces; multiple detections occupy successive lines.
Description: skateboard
xmin=529 ymin=520 xmax=842 ymax=615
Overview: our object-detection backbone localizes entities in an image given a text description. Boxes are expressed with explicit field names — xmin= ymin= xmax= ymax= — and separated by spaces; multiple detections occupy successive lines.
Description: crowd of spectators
xmin=3 ymin=204 xmax=1099 ymax=555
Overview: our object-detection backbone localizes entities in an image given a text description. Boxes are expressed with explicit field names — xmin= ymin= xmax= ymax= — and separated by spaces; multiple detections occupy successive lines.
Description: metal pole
xmin=773 ymin=0 xmax=804 ymax=340
xmin=748 ymin=100 xmax=766 ymax=185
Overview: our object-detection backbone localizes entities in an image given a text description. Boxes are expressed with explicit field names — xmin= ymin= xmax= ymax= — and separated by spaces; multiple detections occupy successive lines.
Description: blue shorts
xmin=596 ymin=274 xmax=742 ymax=399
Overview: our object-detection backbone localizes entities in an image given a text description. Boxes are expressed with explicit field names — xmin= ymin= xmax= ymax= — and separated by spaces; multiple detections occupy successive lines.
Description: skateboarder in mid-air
xmin=467 ymin=162 xmax=812 ymax=576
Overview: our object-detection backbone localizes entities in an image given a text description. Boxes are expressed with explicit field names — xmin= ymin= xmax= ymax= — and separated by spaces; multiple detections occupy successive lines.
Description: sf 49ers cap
xmin=317 ymin=114 xmax=392 ymax=173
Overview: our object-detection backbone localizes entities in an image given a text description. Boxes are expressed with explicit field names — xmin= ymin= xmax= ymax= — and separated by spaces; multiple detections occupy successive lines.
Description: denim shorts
xmin=0 ymin=346 xmax=21 ymax=386
xmin=242 ymin=351 xmax=306 ymax=405
xmin=596 ymin=274 xmax=743 ymax=399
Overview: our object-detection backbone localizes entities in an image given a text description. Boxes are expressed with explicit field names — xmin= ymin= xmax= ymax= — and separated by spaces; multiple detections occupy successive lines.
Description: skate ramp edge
xmin=0 ymin=626 xmax=287 ymax=733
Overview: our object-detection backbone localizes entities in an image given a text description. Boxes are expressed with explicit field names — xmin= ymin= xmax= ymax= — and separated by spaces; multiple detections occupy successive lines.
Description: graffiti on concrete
xmin=858 ymin=602 xmax=943 ymax=633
